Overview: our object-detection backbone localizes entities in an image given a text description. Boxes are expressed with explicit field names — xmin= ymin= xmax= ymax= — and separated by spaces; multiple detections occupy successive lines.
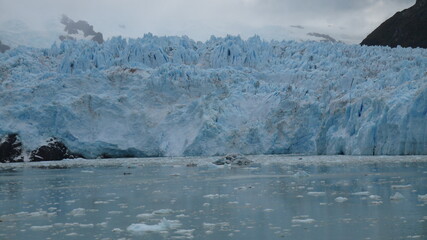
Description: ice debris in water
xmin=292 ymin=170 xmax=310 ymax=178
xmin=369 ymin=195 xmax=382 ymax=200
xmin=68 ymin=208 xmax=86 ymax=216
xmin=203 ymin=194 xmax=229 ymax=199
xmin=30 ymin=225 xmax=54 ymax=231
xmin=152 ymin=209 xmax=174 ymax=215
xmin=391 ymin=185 xmax=412 ymax=189
xmin=175 ymin=229 xmax=195 ymax=238
xmin=137 ymin=209 xmax=174 ymax=219
xmin=335 ymin=197 xmax=348 ymax=203
xmin=127 ymin=218 xmax=181 ymax=234
xmin=418 ymin=194 xmax=427 ymax=201
xmin=307 ymin=192 xmax=326 ymax=197
xmin=212 ymin=154 xmax=253 ymax=166
xmin=292 ymin=218 xmax=315 ymax=224
xmin=390 ymin=192 xmax=405 ymax=201
xmin=0 ymin=210 xmax=56 ymax=220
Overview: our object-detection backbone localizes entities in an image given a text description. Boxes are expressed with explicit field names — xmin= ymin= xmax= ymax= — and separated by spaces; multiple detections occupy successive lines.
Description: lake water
xmin=1 ymin=155 xmax=427 ymax=240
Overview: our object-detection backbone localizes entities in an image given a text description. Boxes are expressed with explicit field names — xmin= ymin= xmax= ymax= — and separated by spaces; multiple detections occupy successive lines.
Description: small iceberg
xmin=390 ymin=192 xmax=405 ymax=201
xmin=127 ymin=218 xmax=181 ymax=235
xmin=335 ymin=197 xmax=348 ymax=203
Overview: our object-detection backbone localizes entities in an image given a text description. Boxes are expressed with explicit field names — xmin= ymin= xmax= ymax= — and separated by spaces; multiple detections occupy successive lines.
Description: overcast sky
xmin=0 ymin=0 xmax=416 ymax=44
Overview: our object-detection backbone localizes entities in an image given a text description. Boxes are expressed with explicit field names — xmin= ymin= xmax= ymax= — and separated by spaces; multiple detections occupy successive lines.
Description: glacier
xmin=0 ymin=34 xmax=426 ymax=159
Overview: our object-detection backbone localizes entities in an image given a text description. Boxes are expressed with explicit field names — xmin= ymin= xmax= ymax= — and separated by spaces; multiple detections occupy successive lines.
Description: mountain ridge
xmin=361 ymin=0 xmax=427 ymax=48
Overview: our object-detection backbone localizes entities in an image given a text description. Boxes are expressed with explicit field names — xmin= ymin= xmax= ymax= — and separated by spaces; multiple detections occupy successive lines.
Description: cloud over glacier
xmin=0 ymin=35 xmax=426 ymax=158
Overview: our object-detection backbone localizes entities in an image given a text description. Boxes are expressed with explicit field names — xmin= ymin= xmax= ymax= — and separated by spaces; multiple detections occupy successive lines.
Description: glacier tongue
xmin=0 ymin=35 xmax=426 ymax=158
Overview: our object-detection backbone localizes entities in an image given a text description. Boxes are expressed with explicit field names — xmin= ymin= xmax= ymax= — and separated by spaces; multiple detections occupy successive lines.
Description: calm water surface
xmin=0 ymin=156 xmax=427 ymax=240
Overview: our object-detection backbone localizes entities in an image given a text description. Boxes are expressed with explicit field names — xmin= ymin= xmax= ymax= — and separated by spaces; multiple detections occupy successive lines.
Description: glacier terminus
xmin=0 ymin=34 xmax=426 ymax=160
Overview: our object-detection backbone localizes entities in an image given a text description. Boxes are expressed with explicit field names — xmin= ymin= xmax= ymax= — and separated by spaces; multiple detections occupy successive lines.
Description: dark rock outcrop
xmin=361 ymin=0 xmax=427 ymax=48
xmin=59 ymin=15 xmax=104 ymax=44
xmin=30 ymin=138 xmax=79 ymax=162
xmin=213 ymin=154 xmax=253 ymax=166
xmin=0 ymin=40 xmax=10 ymax=53
xmin=0 ymin=134 xmax=23 ymax=163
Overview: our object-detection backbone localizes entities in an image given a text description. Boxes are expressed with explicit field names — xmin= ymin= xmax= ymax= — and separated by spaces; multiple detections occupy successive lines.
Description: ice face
xmin=0 ymin=35 xmax=426 ymax=158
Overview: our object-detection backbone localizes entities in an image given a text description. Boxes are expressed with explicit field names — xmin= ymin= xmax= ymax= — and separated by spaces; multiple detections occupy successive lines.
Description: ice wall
xmin=0 ymin=35 xmax=426 ymax=158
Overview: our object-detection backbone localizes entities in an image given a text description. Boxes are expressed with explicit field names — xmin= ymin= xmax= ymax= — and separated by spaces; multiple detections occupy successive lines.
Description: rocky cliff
xmin=361 ymin=0 xmax=427 ymax=48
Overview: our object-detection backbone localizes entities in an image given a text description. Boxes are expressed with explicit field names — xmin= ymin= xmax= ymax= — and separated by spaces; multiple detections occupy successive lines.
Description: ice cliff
xmin=0 ymin=34 xmax=426 ymax=159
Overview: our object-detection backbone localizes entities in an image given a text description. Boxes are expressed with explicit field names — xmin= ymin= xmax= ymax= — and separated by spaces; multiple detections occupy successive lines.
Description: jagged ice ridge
xmin=0 ymin=34 xmax=426 ymax=158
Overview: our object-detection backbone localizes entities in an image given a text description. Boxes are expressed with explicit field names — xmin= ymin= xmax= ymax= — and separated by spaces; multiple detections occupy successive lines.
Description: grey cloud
xmin=0 ymin=0 xmax=417 ymax=45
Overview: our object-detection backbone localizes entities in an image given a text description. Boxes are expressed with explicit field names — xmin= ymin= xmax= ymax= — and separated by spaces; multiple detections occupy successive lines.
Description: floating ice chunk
xmin=175 ymin=229 xmax=195 ymax=238
xmin=391 ymin=185 xmax=412 ymax=189
xmin=96 ymin=222 xmax=108 ymax=228
xmin=203 ymin=194 xmax=229 ymax=199
xmin=79 ymin=224 xmax=94 ymax=228
xmin=203 ymin=223 xmax=216 ymax=229
xmin=152 ymin=209 xmax=174 ymax=215
xmin=127 ymin=218 xmax=181 ymax=234
xmin=292 ymin=170 xmax=310 ymax=178
xmin=418 ymin=194 xmax=427 ymax=201
xmin=264 ymin=209 xmax=274 ymax=212
xmin=176 ymin=229 xmax=195 ymax=234
xmin=56 ymin=222 xmax=92 ymax=228
xmin=202 ymin=222 xmax=230 ymax=233
xmin=307 ymin=192 xmax=326 ymax=197
xmin=406 ymin=235 xmax=422 ymax=239
xmin=371 ymin=201 xmax=383 ymax=205
xmin=1 ymin=210 xmax=56 ymax=220
xmin=390 ymin=192 xmax=405 ymax=201
xmin=335 ymin=197 xmax=348 ymax=203
xmin=30 ymin=225 xmax=53 ymax=231
xmin=137 ymin=209 xmax=173 ymax=219
xmin=68 ymin=208 xmax=85 ymax=216
xmin=292 ymin=218 xmax=315 ymax=224
xmin=369 ymin=195 xmax=381 ymax=200
xmin=137 ymin=213 xmax=155 ymax=219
